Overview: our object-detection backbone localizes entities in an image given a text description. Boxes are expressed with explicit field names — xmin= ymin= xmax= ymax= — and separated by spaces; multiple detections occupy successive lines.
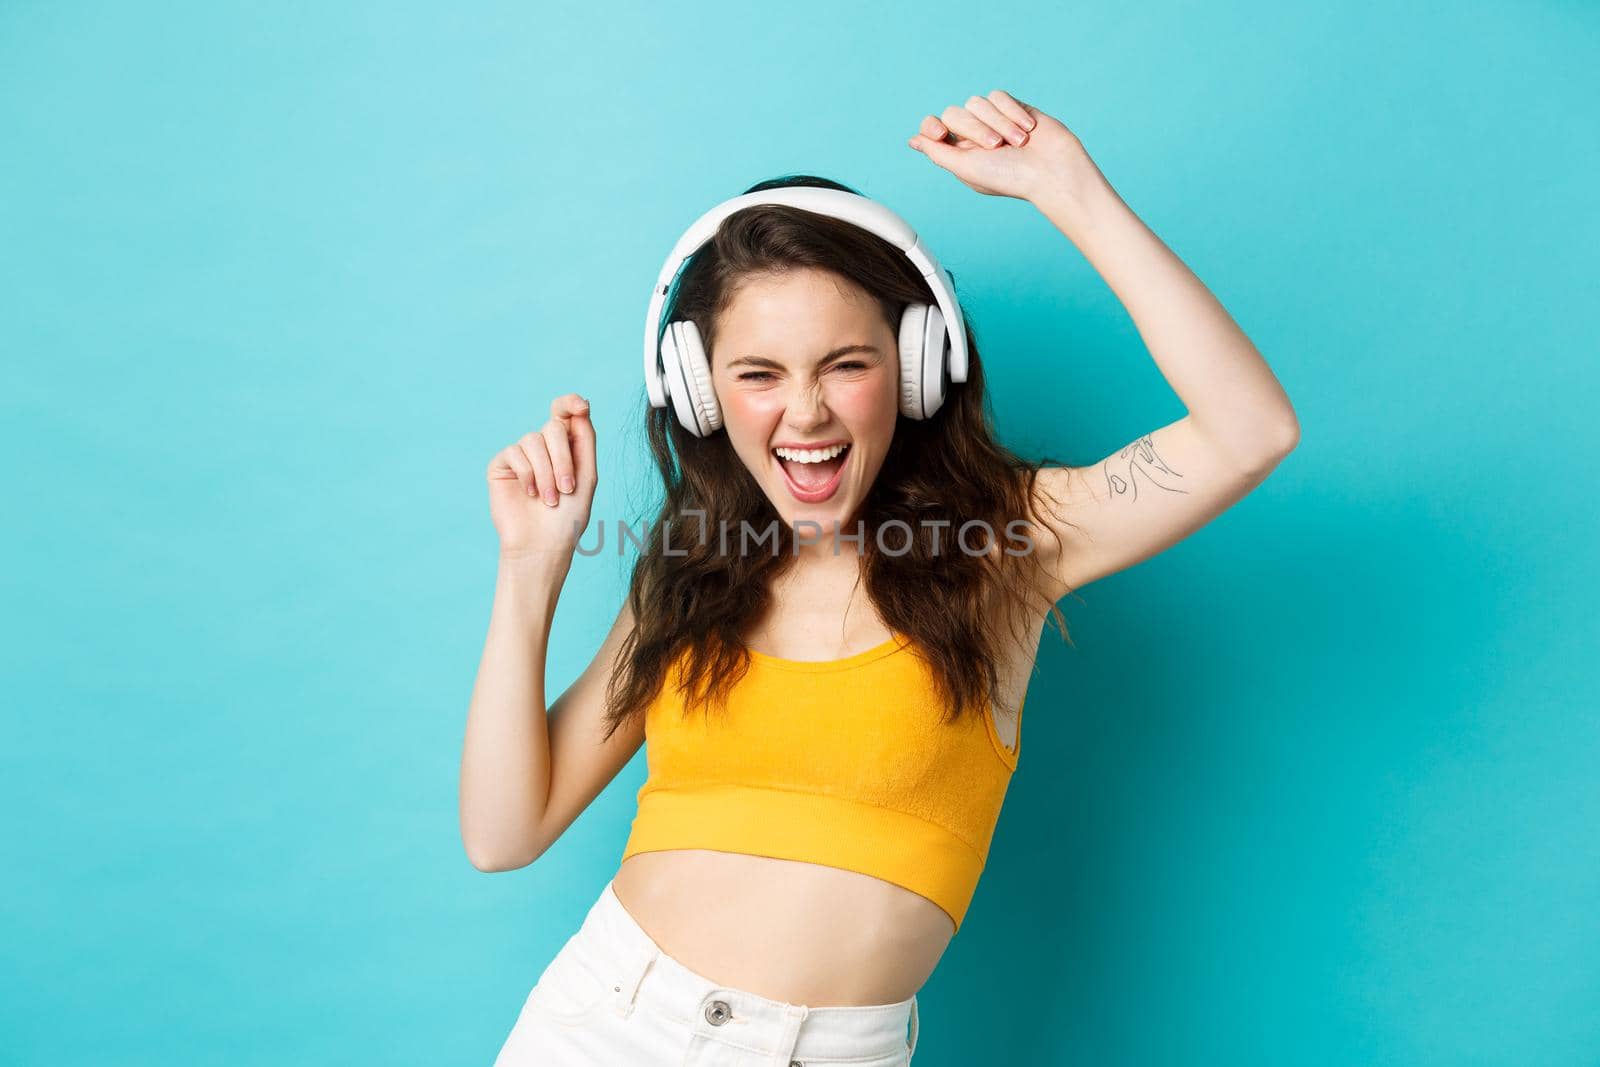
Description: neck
xmin=790 ymin=527 xmax=866 ymax=565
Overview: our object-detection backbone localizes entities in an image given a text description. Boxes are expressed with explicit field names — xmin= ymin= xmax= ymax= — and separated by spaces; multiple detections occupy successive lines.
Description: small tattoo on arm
xmin=1102 ymin=434 xmax=1188 ymax=502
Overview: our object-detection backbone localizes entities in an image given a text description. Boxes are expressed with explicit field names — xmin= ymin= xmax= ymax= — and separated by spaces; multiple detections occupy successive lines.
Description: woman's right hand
xmin=485 ymin=393 xmax=598 ymax=567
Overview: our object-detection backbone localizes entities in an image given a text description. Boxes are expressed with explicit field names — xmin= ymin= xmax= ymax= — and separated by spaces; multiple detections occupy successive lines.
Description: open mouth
xmin=772 ymin=442 xmax=851 ymax=503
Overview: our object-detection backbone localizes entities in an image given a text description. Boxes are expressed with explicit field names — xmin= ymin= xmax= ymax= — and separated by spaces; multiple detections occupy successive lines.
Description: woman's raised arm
xmin=909 ymin=90 xmax=1300 ymax=595
xmin=459 ymin=393 xmax=640 ymax=871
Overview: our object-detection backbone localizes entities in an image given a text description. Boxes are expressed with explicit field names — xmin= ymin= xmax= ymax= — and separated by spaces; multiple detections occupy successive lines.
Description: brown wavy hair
xmin=600 ymin=174 xmax=1077 ymax=741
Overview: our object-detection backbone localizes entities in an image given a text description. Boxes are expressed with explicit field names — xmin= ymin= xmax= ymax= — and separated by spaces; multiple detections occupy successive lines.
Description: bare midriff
xmin=610 ymin=848 xmax=955 ymax=1006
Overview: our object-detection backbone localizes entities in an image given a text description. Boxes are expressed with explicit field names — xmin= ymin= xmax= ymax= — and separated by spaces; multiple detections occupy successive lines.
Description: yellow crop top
xmin=619 ymin=631 xmax=1024 ymax=933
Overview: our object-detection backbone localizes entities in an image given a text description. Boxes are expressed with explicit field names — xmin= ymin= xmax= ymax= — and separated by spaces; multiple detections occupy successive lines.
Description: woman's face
xmin=710 ymin=267 xmax=900 ymax=542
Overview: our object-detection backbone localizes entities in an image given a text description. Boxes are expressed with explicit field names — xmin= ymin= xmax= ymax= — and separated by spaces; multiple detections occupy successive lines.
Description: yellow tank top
xmin=619 ymin=631 xmax=1023 ymax=933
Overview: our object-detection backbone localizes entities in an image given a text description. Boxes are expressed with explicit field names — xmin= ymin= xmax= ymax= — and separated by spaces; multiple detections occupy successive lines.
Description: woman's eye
xmin=739 ymin=362 xmax=864 ymax=382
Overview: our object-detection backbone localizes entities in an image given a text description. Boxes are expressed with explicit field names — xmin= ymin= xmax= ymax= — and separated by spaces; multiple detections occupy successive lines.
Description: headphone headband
xmin=642 ymin=187 xmax=968 ymax=410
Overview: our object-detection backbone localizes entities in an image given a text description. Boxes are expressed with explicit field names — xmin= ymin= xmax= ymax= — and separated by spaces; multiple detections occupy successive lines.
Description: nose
xmin=783 ymin=379 xmax=831 ymax=430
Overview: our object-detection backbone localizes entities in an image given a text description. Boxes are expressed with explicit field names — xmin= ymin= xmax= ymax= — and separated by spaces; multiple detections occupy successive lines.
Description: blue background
xmin=3 ymin=2 xmax=1596 ymax=1064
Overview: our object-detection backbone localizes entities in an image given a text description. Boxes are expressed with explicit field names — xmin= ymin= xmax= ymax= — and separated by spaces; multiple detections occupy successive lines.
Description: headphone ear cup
xmin=658 ymin=321 xmax=688 ymax=434
xmin=921 ymin=302 xmax=949 ymax=418
xmin=672 ymin=319 xmax=722 ymax=436
xmin=898 ymin=303 xmax=929 ymax=419
xmin=659 ymin=321 xmax=704 ymax=437
xmin=898 ymin=302 xmax=949 ymax=419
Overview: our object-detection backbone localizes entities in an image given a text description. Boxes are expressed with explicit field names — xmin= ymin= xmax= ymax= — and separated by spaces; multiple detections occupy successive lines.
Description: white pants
xmin=493 ymin=877 xmax=920 ymax=1066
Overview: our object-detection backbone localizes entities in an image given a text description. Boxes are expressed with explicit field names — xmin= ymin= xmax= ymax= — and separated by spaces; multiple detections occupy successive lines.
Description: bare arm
xmin=458 ymin=393 xmax=642 ymax=871
xmin=458 ymin=557 xmax=562 ymax=872
xmin=907 ymin=92 xmax=1299 ymax=597
xmin=1022 ymin=136 xmax=1299 ymax=595
xmin=1035 ymin=167 xmax=1300 ymax=467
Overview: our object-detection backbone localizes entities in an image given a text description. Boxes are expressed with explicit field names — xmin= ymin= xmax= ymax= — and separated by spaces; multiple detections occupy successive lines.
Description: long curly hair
xmin=600 ymin=174 xmax=1076 ymax=741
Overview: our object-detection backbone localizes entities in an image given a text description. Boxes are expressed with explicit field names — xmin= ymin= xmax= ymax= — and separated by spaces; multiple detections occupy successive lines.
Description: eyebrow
xmin=726 ymin=344 xmax=881 ymax=370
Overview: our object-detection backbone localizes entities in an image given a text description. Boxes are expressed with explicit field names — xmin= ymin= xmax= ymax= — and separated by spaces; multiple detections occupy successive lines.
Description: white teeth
xmin=773 ymin=443 xmax=849 ymax=463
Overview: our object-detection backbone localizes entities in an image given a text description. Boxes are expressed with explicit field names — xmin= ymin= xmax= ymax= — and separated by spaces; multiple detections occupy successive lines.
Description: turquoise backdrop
xmin=3 ymin=2 xmax=1596 ymax=1064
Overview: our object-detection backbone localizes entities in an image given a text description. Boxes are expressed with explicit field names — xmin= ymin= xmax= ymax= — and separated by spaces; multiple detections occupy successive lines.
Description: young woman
xmin=463 ymin=89 xmax=1299 ymax=1066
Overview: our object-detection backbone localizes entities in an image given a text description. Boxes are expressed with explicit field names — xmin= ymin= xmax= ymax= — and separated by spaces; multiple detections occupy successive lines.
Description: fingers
xmin=939 ymin=103 xmax=1004 ymax=148
xmin=546 ymin=392 xmax=594 ymax=496
xmin=484 ymin=394 xmax=595 ymax=507
xmin=489 ymin=441 xmax=535 ymax=496
xmin=566 ymin=397 xmax=598 ymax=493
xmin=519 ymin=430 xmax=558 ymax=505
xmin=542 ymin=420 xmax=574 ymax=498
xmin=920 ymin=90 xmax=1037 ymax=149
xmin=550 ymin=392 xmax=590 ymax=423
xmin=984 ymin=90 xmax=1037 ymax=136
xmin=965 ymin=95 xmax=1029 ymax=146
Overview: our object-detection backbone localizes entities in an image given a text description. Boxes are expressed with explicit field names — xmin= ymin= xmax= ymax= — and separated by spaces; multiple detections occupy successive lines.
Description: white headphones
xmin=642 ymin=187 xmax=969 ymax=438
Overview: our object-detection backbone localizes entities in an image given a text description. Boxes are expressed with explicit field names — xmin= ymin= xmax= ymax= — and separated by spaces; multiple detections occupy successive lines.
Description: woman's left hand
xmin=907 ymin=90 xmax=1106 ymax=208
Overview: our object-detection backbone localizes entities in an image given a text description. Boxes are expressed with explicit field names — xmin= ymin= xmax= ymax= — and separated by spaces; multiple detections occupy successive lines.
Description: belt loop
xmin=770 ymin=1003 xmax=808 ymax=1067
xmin=907 ymin=995 xmax=919 ymax=1063
xmin=609 ymin=940 xmax=656 ymax=1020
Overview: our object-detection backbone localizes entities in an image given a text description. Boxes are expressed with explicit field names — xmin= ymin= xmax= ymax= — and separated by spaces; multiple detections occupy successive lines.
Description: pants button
xmin=704 ymin=999 xmax=732 ymax=1025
